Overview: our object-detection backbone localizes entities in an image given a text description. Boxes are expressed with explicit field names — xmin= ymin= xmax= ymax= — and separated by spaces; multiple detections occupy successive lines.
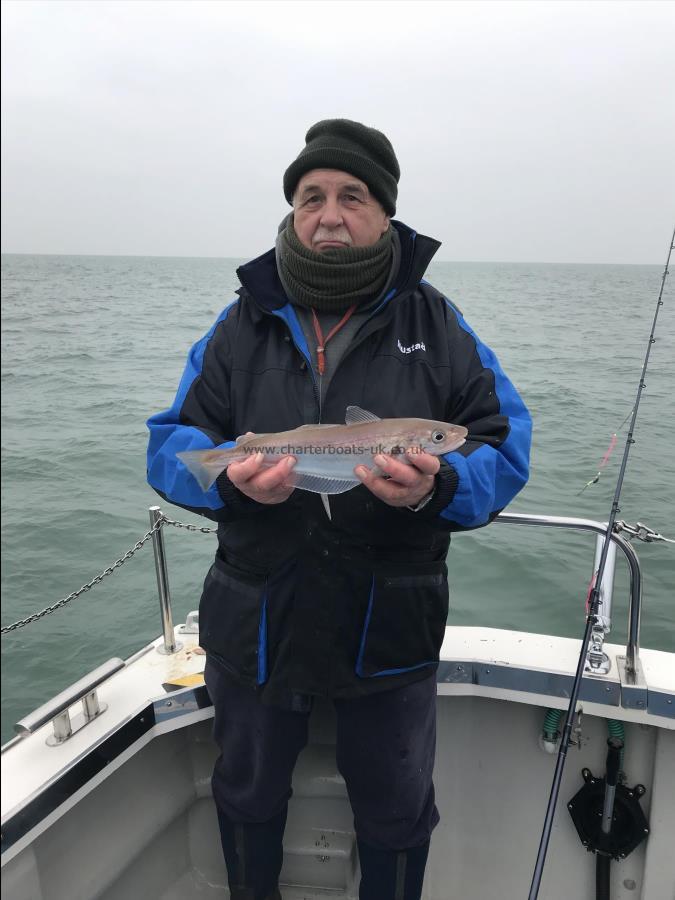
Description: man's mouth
xmin=314 ymin=238 xmax=351 ymax=251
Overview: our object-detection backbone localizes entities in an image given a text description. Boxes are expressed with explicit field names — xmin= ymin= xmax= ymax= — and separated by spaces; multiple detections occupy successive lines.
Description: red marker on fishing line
xmin=578 ymin=409 xmax=633 ymax=495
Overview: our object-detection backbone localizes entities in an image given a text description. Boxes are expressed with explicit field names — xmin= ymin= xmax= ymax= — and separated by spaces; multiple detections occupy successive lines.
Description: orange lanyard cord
xmin=311 ymin=305 xmax=357 ymax=376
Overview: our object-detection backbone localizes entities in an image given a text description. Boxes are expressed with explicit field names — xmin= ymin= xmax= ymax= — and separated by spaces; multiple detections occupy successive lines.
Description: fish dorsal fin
xmin=294 ymin=423 xmax=341 ymax=430
xmin=235 ymin=433 xmax=273 ymax=444
xmin=345 ymin=405 xmax=381 ymax=426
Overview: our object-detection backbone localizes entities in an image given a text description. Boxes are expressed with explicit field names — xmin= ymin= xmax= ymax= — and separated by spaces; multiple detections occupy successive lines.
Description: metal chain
xmin=162 ymin=516 xmax=218 ymax=535
xmin=3 ymin=510 xmax=667 ymax=636
xmin=1 ymin=513 xmax=217 ymax=634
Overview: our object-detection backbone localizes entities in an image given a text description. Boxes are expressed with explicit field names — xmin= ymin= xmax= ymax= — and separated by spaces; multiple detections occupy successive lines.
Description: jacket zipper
xmin=300 ymin=343 xmax=322 ymax=423
xmin=272 ymin=313 xmax=323 ymax=422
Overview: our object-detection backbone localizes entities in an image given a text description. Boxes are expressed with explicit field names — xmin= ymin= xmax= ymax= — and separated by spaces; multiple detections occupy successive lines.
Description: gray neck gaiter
xmin=277 ymin=219 xmax=393 ymax=313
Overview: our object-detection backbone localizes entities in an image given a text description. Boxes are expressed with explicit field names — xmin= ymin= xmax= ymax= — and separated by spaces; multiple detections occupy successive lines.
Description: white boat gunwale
xmin=2 ymin=623 xmax=673 ymax=867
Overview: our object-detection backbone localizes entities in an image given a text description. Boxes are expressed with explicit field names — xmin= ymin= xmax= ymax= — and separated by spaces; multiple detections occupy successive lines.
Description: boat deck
xmin=2 ymin=626 xmax=674 ymax=899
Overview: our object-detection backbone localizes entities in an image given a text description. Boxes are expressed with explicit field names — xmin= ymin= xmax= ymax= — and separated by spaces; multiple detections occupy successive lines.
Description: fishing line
xmin=528 ymin=224 xmax=674 ymax=900
xmin=577 ymin=407 xmax=634 ymax=495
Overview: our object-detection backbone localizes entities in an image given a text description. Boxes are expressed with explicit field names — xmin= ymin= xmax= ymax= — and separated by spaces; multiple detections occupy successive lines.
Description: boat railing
xmin=149 ymin=506 xmax=182 ymax=656
xmin=9 ymin=507 xmax=647 ymax=747
xmin=147 ymin=508 xmax=645 ymax=683
xmin=493 ymin=513 xmax=642 ymax=684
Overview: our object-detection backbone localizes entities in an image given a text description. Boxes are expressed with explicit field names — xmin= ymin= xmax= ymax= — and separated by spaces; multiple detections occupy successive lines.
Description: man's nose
xmin=320 ymin=197 xmax=343 ymax=228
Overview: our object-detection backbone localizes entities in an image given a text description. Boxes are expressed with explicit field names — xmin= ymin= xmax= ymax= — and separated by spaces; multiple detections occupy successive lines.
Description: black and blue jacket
xmin=146 ymin=221 xmax=532 ymax=704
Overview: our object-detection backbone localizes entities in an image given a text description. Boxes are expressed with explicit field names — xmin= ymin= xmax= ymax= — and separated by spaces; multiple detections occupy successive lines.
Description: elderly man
xmin=146 ymin=119 xmax=531 ymax=900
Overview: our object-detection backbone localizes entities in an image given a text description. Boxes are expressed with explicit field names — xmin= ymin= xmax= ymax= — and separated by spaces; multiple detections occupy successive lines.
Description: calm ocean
xmin=1 ymin=253 xmax=673 ymax=743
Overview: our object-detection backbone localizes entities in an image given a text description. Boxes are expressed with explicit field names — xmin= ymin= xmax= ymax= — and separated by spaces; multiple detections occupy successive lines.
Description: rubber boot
xmin=217 ymin=806 xmax=286 ymax=900
xmin=357 ymin=838 xmax=430 ymax=900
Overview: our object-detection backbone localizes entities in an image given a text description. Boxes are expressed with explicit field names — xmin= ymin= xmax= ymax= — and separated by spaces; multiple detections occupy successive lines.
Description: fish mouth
xmin=439 ymin=428 xmax=468 ymax=454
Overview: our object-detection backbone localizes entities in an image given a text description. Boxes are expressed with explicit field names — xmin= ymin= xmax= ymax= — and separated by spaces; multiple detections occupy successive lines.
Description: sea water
xmin=1 ymin=253 xmax=673 ymax=743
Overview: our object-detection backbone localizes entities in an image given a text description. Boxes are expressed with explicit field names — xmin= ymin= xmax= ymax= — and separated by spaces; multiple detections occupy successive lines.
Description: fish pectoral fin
xmin=320 ymin=493 xmax=332 ymax=520
xmin=345 ymin=405 xmax=381 ymax=425
xmin=283 ymin=472 xmax=359 ymax=494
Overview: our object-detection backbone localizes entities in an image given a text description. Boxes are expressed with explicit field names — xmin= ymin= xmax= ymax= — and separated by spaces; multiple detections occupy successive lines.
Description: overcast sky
xmin=1 ymin=0 xmax=673 ymax=263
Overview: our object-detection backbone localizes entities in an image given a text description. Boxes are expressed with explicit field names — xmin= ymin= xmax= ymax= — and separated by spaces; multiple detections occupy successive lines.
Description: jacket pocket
xmin=355 ymin=560 xmax=449 ymax=678
xmin=199 ymin=555 xmax=270 ymax=685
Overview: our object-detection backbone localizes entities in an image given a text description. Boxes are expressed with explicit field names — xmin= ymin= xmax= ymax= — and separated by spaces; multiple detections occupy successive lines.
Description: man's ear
xmin=381 ymin=216 xmax=391 ymax=235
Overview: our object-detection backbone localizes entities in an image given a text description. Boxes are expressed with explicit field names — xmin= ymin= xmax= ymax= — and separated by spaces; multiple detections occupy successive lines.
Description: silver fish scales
xmin=177 ymin=406 xmax=467 ymax=500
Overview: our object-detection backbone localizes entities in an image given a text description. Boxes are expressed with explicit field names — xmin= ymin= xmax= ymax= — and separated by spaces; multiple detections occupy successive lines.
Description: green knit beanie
xmin=283 ymin=119 xmax=400 ymax=216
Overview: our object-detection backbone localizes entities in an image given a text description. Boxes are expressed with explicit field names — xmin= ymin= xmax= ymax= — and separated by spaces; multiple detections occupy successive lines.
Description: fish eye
xmin=432 ymin=430 xmax=445 ymax=443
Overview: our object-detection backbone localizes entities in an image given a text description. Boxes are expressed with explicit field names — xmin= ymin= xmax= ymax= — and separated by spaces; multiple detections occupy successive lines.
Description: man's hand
xmin=355 ymin=449 xmax=440 ymax=508
xmin=227 ymin=449 xmax=297 ymax=505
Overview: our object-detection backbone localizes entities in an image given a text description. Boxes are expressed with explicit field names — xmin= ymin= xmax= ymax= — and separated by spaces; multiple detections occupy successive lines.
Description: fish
xmin=177 ymin=406 xmax=467 ymax=518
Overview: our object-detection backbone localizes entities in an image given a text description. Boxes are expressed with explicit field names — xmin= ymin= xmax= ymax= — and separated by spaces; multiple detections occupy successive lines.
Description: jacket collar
xmin=236 ymin=220 xmax=441 ymax=314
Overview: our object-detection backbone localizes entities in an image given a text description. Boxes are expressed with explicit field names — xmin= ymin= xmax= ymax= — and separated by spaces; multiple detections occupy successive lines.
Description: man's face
xmin=293 ymin=169 xmax=390 ymax=252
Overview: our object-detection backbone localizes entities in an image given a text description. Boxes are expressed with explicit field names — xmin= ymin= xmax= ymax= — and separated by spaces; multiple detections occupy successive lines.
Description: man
xmin=146 ymin=119 xmax=531 ymax=900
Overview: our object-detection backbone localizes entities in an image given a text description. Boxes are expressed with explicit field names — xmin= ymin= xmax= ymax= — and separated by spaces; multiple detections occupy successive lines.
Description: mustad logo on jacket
xmin=397 ymin=339 xmax=426 ymax=354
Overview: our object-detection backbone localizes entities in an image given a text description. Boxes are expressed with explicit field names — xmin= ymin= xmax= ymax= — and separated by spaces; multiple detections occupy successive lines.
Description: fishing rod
xmin=528 ymin=224 xmax=675 ymax=900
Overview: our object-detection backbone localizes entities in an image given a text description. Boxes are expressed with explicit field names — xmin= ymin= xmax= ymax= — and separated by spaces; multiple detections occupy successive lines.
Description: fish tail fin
xmin=176 ymin=449 xmax=239 ymax=491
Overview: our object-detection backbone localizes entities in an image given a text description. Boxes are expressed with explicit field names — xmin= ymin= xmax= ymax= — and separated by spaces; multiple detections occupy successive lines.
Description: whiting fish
xmin=177 ymin=406 xmax=467 ymax=508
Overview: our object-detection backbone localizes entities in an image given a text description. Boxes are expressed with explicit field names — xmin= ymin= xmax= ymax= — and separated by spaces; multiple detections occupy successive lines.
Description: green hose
xmin=607 ymin=719 xmax=625 ymax=742
xmin=542 ymin=708 xmax=563 ymax=740
xmin=608 ymin=719 xmax=625 ymax=766
xmin=540 ymin=712 xmax=625 ymax=763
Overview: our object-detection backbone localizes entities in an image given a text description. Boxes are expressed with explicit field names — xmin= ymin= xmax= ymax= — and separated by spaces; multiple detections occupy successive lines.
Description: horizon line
xmin=0 ymin=250 xmax=661 ymax=267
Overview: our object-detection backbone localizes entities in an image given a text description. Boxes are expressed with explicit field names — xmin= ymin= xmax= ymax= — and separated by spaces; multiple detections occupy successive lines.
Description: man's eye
xmin=305 ymin=195 xmax=321 ymax=205
xmin=344 ymin=194 xmax=361 ymax=202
